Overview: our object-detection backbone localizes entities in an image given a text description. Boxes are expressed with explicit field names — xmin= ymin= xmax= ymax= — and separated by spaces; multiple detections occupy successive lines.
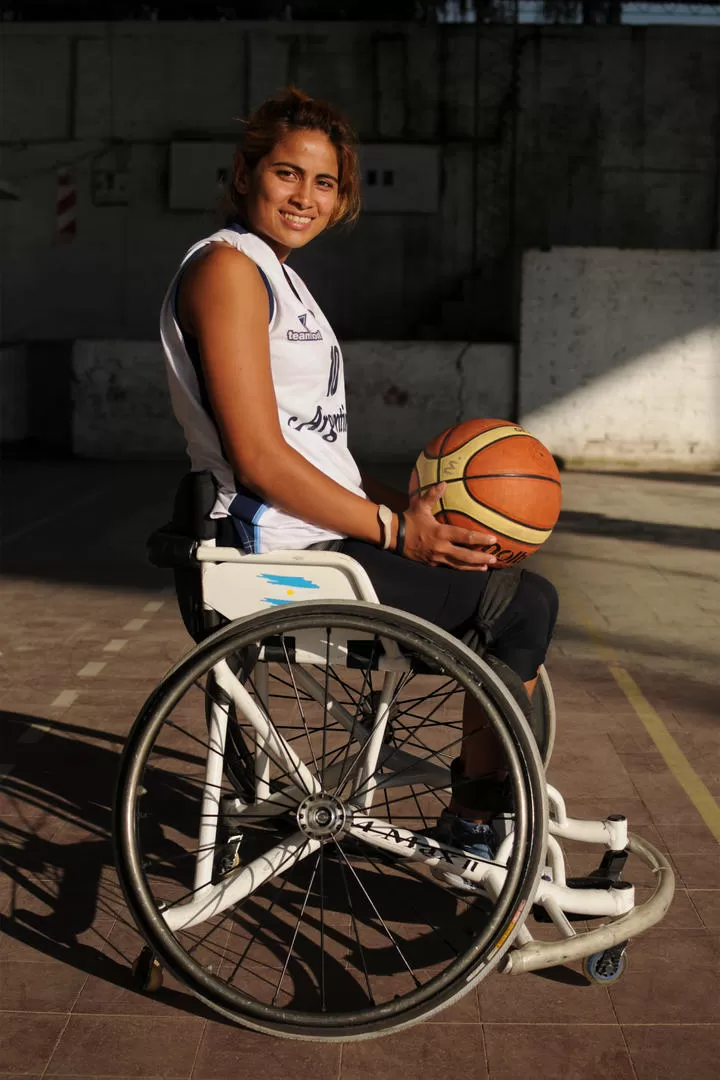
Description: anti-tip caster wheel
xmin=582 ymin=943 xmax=628 ymax=984
xmin=132 ymin=947 xmax=163 ymax=993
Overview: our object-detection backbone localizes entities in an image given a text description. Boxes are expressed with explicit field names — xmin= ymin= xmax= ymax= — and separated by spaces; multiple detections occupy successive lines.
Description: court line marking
xmin=568 ymin=595 xmax=720 ymax=845
xmin=124 ymin=618 xmax=148 ymax=632
xmin=77 ymin=661 xmax=106 ymax=677
xmin=51 ymin=690 xmax=79 ymax=708
xmin=143 ymin=600 xmax=165 ymax=613
xmin=104 ymin=639 xmax=128 ymax=653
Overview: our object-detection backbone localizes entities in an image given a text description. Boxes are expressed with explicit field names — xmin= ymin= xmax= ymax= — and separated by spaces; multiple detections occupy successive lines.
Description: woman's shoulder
xmin=177 ymin=243 xmax=268 ymax=335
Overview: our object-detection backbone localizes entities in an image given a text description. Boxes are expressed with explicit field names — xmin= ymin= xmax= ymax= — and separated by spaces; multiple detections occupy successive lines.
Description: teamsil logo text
xmin=287 ymin=313 xmax=322 ymax=342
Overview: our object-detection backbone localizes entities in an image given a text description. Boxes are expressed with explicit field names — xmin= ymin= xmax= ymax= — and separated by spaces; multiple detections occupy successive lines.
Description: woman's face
xmin=236 ymin=128 xmax=340 ymax=261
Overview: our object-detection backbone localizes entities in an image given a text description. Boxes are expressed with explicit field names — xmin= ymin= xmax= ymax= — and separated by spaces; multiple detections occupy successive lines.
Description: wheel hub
xmin=297 ymin=794 xmax=347 ymax=839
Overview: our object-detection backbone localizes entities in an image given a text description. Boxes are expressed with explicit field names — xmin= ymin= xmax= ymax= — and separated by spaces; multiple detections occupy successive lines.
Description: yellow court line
xmin=610 ymin=665 xmax=720 ymax=845
xmin=567 ymin=594 xmax=720 ymax=845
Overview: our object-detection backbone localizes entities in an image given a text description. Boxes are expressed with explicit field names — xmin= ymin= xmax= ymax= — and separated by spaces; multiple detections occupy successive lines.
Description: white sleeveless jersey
xmin=159 ymin=225 xmax=365 ymax=553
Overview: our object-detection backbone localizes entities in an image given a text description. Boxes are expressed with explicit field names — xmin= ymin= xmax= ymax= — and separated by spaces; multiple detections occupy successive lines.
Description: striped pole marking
xmin=56 ymin=168 xmax=77 ymax=243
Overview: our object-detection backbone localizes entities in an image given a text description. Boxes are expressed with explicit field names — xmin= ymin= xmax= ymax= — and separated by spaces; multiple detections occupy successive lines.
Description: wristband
xmin=376 ymin=504 xmax=393 ymax=550
xmin=395 ymin=511 xmax=406 ymax=557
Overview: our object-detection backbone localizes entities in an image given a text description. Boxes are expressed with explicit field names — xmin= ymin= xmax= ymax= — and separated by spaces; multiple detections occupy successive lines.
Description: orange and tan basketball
xmin=409 ymin=418 xmax=562 ymax=567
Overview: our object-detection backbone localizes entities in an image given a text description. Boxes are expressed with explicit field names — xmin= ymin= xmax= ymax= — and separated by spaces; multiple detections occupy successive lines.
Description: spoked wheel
xmin=114 ymin=601 xmax=547 ymax=1041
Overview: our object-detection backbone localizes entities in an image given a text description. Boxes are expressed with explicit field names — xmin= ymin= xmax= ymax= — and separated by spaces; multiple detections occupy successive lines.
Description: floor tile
xmin=341 ymin=1022 xmax=487 ymax=1080
xmin=0 ymin=1013 xmax=68 ymax=1074
xmin=194 ymin=1018 xmax=341 ymax=1079
xmin=608 ymin=931 xmax=720 ymax=1023
xmin=483 ymin=1023 xmax=634 ymax=1080
xmin=0 ymin=957 xmax=88 ymax=1011
xmin=479 ymin=963 xmax=615 ymax=1023
xmin=689 ymin=890 xmax=720 ymax=928
xmin=623 ymin=1023 xmax=720 ymax=1080
xmin=45 ymin=1014 xmax=204 ymax=1077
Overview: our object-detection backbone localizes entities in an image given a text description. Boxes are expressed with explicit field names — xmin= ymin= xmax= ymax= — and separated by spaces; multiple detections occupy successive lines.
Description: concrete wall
xmin=0 ymin=22 xmax=718 ymax=345
xmin=519 ymin=249 xmax=720 ymax=469
xmin=0 ymin=345 xmax=28 ymax=442
xmin=71 ymin=339 xmax=514 ymax=462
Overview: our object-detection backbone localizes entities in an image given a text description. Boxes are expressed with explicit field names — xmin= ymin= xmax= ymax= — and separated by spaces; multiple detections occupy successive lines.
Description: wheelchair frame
xmin=114 ymin=535 xmax=676 ymax=1037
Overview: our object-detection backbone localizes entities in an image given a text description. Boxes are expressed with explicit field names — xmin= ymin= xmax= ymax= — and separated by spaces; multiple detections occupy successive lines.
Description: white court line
xmin=103 ymin=639 xmax=128 ymax=653
xmin=143 ymin=601 xmax=165 ymax=613
xmin=123 ymin=618 xmax=148 ymax=632
xmin=51 ymin=690 xmax=79 ymax=708
xmin=77 ymin=661 xmax=106 ymax=677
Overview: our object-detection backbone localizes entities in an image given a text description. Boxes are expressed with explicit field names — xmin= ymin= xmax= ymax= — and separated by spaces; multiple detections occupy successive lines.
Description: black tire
xmin=114 ymin=601 xmax=547 ymax=1041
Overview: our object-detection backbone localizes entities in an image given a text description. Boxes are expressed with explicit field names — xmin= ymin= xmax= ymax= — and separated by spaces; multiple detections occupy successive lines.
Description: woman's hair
xmin=226 ymin=87 xmax=361 ymax=228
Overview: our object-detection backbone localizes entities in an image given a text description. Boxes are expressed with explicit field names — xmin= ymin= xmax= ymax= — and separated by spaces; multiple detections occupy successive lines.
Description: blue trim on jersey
xmin=252 ymin=502 xmax=269 ymax=555
xmin=228 ymin=487 xmax=269 ymax=554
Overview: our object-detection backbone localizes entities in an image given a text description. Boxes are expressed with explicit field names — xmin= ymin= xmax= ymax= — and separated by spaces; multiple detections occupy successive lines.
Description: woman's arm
xmin=178 ymin=245 xmax=497 ymax=570
xmin=179 ymin=245 xmax=385 ymax=545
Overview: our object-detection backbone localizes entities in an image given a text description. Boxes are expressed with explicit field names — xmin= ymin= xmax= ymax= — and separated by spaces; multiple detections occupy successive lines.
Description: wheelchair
xmin=113 ymin=472 xmax=675 ymax=1041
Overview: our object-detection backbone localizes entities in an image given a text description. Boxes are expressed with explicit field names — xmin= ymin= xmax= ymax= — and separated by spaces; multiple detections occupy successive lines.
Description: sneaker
xmin=429 ymin=810 xmax=498 ymax=892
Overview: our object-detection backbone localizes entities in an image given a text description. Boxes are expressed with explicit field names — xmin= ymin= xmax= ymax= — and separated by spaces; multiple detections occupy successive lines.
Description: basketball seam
xmin=462 ymin=472 xmax=561 ymax=486
xmin=433 ymin=421 xmax=528 ymax=455
xmin=435 ymin=423 xmax=457 ymax=524
xmin=457 ymin=488 xmax=557 ymax=533
xmin=441 ymin=510 xmax=540 ymax=550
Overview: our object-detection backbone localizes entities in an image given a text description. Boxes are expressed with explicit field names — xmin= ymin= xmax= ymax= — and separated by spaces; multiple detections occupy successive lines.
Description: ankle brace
xmin=450 ymin=757 xmax=513 ymax=813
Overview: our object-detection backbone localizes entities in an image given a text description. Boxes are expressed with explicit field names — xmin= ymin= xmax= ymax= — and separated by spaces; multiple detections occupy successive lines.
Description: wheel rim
xmin=114 ymin=602 xmax=546 ymax=1035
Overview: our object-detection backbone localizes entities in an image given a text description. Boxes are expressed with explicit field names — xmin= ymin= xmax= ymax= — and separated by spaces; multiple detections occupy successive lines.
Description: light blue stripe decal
xmin=258 ymin=574 xmax=320 ymax=589
xmin=263 ymin=597 xmax=293 ymax=606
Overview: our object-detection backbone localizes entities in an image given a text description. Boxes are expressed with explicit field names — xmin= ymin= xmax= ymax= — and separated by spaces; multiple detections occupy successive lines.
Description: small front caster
xmin=132 ymin=946 xmax=163 ymax=993
xmin=582 ymin=942 xmax=628 ymax=984
xmin=215 ymin=833 xmax=243 ymax=879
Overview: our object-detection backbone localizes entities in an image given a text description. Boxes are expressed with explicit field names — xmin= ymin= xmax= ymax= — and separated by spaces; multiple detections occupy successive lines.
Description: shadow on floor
xmin=557 ymin=510 xmax=720 ymax=551
xmin=569 ymin=469 xmax=720 ymax=487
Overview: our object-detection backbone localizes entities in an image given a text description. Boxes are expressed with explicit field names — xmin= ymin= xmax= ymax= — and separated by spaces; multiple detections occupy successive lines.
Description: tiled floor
xmin=1 ymin=461 xmax=719 ymax=1077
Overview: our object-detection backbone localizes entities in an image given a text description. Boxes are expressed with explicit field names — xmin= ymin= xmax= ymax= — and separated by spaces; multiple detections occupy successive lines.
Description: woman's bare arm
xmin=179 ymin=245 xmax=385 ymax=544
xmin=178 ymin=246 xmax=497 ymax=569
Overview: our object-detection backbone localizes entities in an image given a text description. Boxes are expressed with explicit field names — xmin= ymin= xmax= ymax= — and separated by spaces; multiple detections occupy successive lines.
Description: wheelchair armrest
xmin=147 ymin=526 xmax=199 ymax=569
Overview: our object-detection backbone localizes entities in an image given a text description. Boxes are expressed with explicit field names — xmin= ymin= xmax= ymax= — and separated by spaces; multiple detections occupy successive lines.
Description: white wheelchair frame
xmin=154 ymin=539 xmax=675 ymax=983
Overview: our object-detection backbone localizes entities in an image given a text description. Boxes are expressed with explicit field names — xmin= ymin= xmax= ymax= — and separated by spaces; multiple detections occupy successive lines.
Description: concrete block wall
xmin=1 ymin=22 xmax=718 ymax=345
xmin=0 ymin=345 xmax=28 ymax=442
xmin=519 ymin=248 xmax=720 ymax=469
xmin=70 ymin=340 xmax=514 ymax=463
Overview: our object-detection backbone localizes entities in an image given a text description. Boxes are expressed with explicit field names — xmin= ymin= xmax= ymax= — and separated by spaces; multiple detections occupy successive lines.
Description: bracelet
xmin=376 ymin=504 xmax=393 ymax=550
xmin=395 ymin=511 xmax=406 ymax=557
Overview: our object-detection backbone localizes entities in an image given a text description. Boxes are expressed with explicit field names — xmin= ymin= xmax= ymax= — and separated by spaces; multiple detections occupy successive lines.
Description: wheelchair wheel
xmin=114 ymin=601 xmax=547 ymax=1041
xmin=214 ymin=658 xmax=557 ymax=799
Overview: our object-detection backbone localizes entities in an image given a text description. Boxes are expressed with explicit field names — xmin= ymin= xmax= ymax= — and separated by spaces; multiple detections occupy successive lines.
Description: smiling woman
xmin=159 ymin=87 xmax=559 ymax=856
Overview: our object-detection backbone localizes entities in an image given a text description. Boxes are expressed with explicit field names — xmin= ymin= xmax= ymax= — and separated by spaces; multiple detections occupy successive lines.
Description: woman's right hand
xmin=401 ymin=483 xmax=498 ymax=571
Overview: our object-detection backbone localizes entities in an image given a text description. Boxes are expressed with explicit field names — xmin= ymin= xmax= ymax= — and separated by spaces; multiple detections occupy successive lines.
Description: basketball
xmin=409 ymin=418 xmax=562 ymax=567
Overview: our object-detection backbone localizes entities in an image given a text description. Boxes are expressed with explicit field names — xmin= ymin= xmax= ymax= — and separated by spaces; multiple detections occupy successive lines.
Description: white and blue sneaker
xmin=429 ymin=810 xmax=499 ymax=892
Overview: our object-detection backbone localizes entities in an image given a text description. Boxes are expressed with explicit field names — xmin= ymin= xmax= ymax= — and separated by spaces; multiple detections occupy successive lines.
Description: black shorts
xmin=335 ymin=540 xmax=558 ymax=683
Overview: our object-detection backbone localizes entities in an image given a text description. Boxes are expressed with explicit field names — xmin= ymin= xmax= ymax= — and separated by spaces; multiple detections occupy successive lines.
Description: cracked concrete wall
xmin=519 ymin=248 xmax=720 ymax=469
xmin=71 ymin=340 xmax=514 ymax=462
xmin=1 ymin=23 xmax=718 ymax=344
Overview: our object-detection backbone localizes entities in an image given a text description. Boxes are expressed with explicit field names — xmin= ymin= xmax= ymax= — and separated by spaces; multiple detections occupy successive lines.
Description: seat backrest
xmin=171 ymin=470 xmax=219 ymax=541
xmin=148 ymin=471 xmax=235 ymax=643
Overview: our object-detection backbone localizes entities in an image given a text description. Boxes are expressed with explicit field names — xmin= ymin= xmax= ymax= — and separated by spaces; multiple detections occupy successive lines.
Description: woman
xmin=160 ymin=88 xmax=558 ymax=864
